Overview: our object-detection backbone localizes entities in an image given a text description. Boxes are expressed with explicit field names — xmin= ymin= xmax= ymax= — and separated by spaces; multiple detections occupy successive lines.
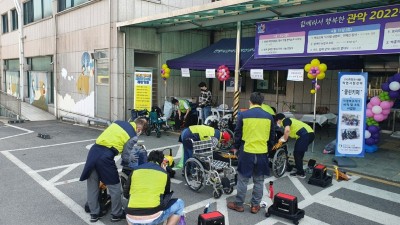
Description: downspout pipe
xmin=13 ymin=0 xmax=24 ymax=106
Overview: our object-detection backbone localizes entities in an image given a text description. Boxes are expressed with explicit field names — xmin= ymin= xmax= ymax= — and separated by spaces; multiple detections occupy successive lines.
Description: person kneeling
xmin=123 ymin=150 xmax=184 ymax=225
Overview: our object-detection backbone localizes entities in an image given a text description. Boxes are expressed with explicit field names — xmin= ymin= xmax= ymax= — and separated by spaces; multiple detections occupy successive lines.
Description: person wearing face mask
xmin=198 ymin=82 xmax=212 ymax=123
xmin=80 ymin=118 xmax=148 ymax=223
xmin=275 ymin=113 xmax=314 ymax=178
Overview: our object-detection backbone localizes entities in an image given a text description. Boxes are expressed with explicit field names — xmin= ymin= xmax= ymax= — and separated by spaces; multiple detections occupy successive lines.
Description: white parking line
xmin=1 ymin=151 xmax=102 ymax=225
xmin=49 ymin=163 xmax=81 ymax=184
xmin=3 ymin=139 xmax=96 ymax=152
xmin=0 ymin=124 xmax=34 ymax=140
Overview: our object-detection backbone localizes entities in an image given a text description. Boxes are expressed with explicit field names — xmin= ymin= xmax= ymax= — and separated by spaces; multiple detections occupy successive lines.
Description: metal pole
xmin=223 ymin=81 xmax=226 ymax=118
xmin=233 ymin=21 xmax=241 ymax=121
xmin=275 ymin=71 xmax=279 ymax=109
xmin=13 ymin=0 xmax=24 ymax=104
xmin=311 ymin=78 xmax=317 ymax=152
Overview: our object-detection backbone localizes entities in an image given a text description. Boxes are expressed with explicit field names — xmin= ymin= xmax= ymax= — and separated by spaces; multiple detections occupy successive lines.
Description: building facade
xmin=1 ymin=0 xmax=399 ymax=123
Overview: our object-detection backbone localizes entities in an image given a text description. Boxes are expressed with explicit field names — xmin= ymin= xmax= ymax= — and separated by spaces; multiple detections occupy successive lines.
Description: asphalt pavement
xmin=0 ymin=120 xmax=399 ymax=225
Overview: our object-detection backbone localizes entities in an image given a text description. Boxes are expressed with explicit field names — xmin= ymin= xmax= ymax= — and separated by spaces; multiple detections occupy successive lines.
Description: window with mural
xmin=253 ymin=70 xmax=287 ymax=95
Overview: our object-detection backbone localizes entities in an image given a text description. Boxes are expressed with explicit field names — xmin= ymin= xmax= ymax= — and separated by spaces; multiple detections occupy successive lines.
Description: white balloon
xmin=372 ymin=105 xmax=382 ymax=114
xmin=389 ymin=81 xmax=400 ymax=91
xmin=365 ymin=130 xmax=371 ymax=139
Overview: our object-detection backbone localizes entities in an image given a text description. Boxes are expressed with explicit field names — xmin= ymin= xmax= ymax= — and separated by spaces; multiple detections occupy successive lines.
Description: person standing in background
xmin=198 ymin=82 xmax=212 ymax=124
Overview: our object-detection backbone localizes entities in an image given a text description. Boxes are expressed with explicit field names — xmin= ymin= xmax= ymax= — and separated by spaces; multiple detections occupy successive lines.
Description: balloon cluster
xmin=381 ymin=73 xmax=400 ymax=99
xmin=217 ymin=65 xmax=230 ymax=82
xmin=161 ymin=64 xmax=171 ymax=80
xmin=304 ymin=59 xmax=327 ymax=94
xmin=364 ymin=73 xmax=400 ymax=153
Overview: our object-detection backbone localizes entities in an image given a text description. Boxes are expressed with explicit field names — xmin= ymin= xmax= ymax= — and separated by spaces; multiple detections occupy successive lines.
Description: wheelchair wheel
xmin=213 ymin=189 xmax=223 ymax=199
xmin=156 ymin=128 xmax=161 ymax=138
xmin=272 ymin=148 xmax=287 ymax=178
xmin=145 ymin=126 xmax=151 ymax=136
xmin=219 ymin=128 xmax=234 ymax=151
xmin=184 ymin=158 xmax=205 ymax=192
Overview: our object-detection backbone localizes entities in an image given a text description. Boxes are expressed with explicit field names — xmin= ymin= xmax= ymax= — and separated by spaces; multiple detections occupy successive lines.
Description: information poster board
xmin=336 ymin=72 xmax=368 ymax=157
xmin=255 ymin=4 xmax=400 ymax=58
xmin=134 ymin=71 xmax=152 ymax=112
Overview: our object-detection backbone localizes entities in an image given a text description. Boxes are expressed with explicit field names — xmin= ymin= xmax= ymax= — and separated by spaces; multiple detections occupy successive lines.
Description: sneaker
xmin=290 ymin=172 xmax=306 ymax=179
xmin=90 ymin=214 xmax=103 ymax=223
xmin=111 ymin=212 xmax=126 ymax=222
xmin=227 ymin=202 xmax=244 ymax=212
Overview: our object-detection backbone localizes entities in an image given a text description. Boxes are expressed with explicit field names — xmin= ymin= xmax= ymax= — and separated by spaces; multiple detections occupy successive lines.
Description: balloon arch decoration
xmin=365 ymin=73 xmax=400 ymax=153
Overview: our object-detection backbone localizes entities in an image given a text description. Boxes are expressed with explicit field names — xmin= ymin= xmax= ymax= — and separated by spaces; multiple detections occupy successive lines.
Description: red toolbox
xmin=198 ymin=211 xmax=225 ymax=225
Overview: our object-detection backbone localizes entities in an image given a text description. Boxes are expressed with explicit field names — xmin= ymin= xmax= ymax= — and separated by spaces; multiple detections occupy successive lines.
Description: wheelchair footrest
xmin=212 ymin=160 xmax=229 ymax=171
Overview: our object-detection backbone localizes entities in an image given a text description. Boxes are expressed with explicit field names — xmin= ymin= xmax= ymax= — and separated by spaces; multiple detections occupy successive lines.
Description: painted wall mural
xmin=77 ymin=52 xmax=94 ymax=95
xmin=6 ymin=71 xmax=19 ymax=97
xmin=29 ymin=71 xmax=49 ymax=111
xmin=57 ymin=51 xmax=95 ymax=119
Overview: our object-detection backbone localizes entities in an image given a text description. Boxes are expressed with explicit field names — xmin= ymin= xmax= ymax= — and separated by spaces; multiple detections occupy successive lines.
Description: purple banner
xmin=255 ymin=4 xmax=400 ymax=58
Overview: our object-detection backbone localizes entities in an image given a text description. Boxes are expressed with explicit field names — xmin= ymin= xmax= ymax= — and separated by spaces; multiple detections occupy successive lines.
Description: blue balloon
xmin=371 ymin=133 xmax=380 ymax=139
xmin=364 ymin=144 xmax=378 ymax=153
xmin=394 ymin=73 xmax=400 ymax=82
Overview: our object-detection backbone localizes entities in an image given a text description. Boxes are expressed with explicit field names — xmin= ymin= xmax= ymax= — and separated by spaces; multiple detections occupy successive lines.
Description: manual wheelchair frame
xmin=269 ymin=140 xmax=290 ymax=178
xmin=184 ymin=137 xmax=237 ymax=199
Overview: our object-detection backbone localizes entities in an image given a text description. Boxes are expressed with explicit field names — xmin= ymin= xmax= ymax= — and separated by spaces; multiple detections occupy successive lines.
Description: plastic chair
xmin=211 ymin=108 xmax=220 ymax=121
xmin=197 ymin=107 xmax=203 ymax=125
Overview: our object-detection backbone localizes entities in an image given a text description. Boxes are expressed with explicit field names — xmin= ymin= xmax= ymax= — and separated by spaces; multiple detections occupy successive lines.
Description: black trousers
xmin=293 ymin=132 xmax=315 ymax=175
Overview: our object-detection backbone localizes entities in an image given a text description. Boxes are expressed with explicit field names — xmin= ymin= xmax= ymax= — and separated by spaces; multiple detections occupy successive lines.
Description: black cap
xmin=275 ymin=113 xmax=285 ymax=121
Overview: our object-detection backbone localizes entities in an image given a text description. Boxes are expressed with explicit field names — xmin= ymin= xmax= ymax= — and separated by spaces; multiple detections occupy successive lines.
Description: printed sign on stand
xmin=206 ymin=69 xmax=215 ymax=78
xmin=336 ymin=72 xmax=368 ymax=157
xmin=181 ymin=68 xmax=190 ymax=77
xmin=250 ymin=69 xmax=264 ymax=80
xmin=287 ymin=69 xmax=304 ymax=81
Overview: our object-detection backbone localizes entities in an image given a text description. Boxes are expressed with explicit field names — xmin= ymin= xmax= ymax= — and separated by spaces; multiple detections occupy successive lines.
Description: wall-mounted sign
xmin=134 ymin=71 xmax=152 ymax=112
xmin=181 ymin=68 xmax=190 ymax=77
xmin=206 ymin=69 xmax=215 ymax=78
xmin=250 ymin=69 xmax=264 ymax=80
xmin=287 ymin=69 xmax=304 ymax=81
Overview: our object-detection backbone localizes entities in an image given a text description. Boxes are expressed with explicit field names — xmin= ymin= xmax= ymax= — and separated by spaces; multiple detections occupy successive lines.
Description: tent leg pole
xmin=276 ymin=71 xmax=279 ymax=109
xmin=233 ymin=21 xmax=241 ymax=121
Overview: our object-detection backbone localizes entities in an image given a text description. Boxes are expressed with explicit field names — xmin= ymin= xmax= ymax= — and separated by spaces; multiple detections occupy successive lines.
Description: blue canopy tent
xmin=167 ymin=37 xmax=364 ymax=70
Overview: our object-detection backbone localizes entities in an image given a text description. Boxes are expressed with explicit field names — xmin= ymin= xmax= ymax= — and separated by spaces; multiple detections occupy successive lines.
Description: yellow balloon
xmin=304 ymin=64 xmax=311 ymax=72
xmin=162 ymin=64 xmax=168 ymax=69
xmin=164 ymin=73 xmax=170 ymax=79
xmin=307 ymin=73 xmax=314 ymax=79
xmin=164 ymin=68 xmax=170 ymax=74
xmin=310 ymin=59 xmax=320 ymax=66
xmin=318 ymin=63 xmax=327 ymax=72
xmin=317 ymin=72 xmax=326 ymax=80
xmin=310 ymin=89 xmax=316 ymax=94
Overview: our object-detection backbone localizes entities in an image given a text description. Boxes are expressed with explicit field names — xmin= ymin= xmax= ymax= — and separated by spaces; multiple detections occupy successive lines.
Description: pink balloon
xmin=370 ymin=96 xmax=381 ymax=106
xmin=382 ymin=109 xmax=391 ymax=115
xmin=367 ymin=102 xmax=373 ymax=109
xmin=380 ymin=101 xmax=391 ymax=109
xmin=315 ymin=84 xmax=321 ymax=90
xmin=366 ymin=109 xmax=373 ymax=117
xmin=374 ymin=114 xmax=385 ymax=122
xmin=389 ymin=101 xmax=394 ymax=107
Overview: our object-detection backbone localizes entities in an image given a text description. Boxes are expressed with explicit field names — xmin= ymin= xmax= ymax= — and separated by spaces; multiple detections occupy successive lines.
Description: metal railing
xmin=0 ymin=90 xmax=21 ymax=119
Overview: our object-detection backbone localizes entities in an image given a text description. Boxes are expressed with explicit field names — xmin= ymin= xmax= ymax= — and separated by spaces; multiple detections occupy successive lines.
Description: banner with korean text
xmin=134 ymin=71 xmax=152 ymax=112
xmin=336 ymin=72 xmax=368 ymax=157
xmin=255 ymin=4 xmax=400 ymax=58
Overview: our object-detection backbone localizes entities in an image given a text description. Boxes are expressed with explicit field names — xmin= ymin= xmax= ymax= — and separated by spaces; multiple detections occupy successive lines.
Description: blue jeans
xmin=202 ymin=106 xmax=211 ymax=123
xmin=127 ymin=199 xmax=185 ymax=225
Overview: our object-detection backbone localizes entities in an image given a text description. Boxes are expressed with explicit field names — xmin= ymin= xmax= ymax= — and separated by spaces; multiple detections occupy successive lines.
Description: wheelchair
xmin=269 ymin=129 xmax=292 ymax=178
xmin=183 ymin=137 xmax=237 ymax=199
xmin=145 ymin=111 xmax=164 ymax=138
